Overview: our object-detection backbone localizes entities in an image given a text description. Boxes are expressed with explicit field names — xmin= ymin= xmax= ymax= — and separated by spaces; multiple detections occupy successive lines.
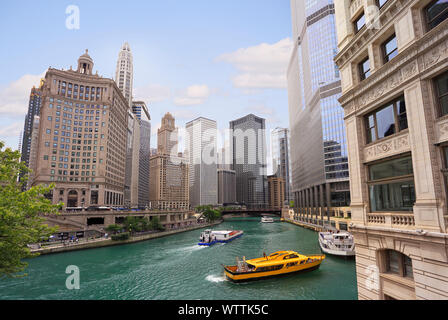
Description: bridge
xmin=220 ymin=208 xmax=282 ymax=216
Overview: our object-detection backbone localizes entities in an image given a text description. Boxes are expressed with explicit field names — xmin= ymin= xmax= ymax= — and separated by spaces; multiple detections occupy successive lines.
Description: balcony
xmin=367 ymin=212 xmax=415 ymax=229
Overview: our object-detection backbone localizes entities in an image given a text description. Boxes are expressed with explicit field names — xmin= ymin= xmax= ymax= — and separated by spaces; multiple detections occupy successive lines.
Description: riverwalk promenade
xmin=31 ymin=220 xmax=222 ymax=255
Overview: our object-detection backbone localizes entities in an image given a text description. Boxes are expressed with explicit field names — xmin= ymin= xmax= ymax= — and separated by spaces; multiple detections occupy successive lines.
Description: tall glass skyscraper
xmin=287 ymin=0 xmax=350 ymax=216
xmin=185 ymin=117 xmax=218 ymax=207
xmin=271 ymin=127 xmax=292 ymax=204
xmin=230 ymin=114 xmax=268 ymax=209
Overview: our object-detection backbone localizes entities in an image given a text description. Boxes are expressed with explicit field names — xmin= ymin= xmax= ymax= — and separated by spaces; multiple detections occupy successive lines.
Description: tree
xmin=105 ymin=224 xmax=122 ymax=234
xmin=196 ymin=205 xmax=221 ymax=223
xmin=289 ymin=200 xmax=295 ymax=209
xmin=149 ymin=216 xmax=164 ymax=231
xmin=0 ymin=141 xmax=61 ymax=278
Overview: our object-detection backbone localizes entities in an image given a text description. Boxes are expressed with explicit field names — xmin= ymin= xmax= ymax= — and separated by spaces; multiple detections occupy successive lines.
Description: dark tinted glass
xmin=426 ymin=0 xmax=448 ymax=30
xmin=396 ymin=96 xmax=408 ymax=130
xmin=370 ymin=181 xmax=415 ymax=212
xmin=369 ymin=156 xmax=413 ymax=180
xmin=435 ymin=72 xmax=448 ymax=116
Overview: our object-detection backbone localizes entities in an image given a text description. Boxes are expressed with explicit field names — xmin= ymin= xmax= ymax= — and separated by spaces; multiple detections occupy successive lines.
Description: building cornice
xmin=339 ymin=18 xmax=448 ymax=118
xmin=335 ymin=0 xmax=411 ymax=69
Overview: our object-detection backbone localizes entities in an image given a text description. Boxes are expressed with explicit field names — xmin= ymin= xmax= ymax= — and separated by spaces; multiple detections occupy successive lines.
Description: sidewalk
xmin=30 ymin=221 xmax=222 ymax=255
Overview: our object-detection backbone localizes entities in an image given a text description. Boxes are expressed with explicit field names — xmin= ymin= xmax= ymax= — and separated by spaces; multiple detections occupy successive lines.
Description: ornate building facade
xmin=29 ymin=50 xmax=129 ymax=208
xmin=149 ymin=113 xmax=189 ymax=210
xmin=335 ymin=0 xmax=448 ymax=299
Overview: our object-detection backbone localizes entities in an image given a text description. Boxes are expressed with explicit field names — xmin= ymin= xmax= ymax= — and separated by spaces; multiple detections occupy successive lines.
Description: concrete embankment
xmin=284 ymin=218 xmax=333 ymax=232
xmin=32 ymin=221 xmax=222 ymax=256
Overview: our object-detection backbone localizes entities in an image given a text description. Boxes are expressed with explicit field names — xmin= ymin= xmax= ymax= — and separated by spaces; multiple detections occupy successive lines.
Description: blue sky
xmin=0 ymin=0 xmax=292 ymax=171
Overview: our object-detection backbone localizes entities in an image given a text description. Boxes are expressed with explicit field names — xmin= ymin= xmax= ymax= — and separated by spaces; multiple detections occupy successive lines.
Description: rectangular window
xmin=354 ymin=11 xmax=366 ymax=33
xmin=382 ymin=34 xmax=398 ymax=63
xmin=368 ymin=156 xmax=415 ymax=212
xmin=435 ymin=71 xmax=448 ymax=116
xmin=388 ymin=251 xmax=400 ymax=274
xmin=377 ymin=0 xmax=388 ymax=8
xmin=425 ymin=0 xmax=448 ymax=30
xmin=358 ymin=57 xmax=371 ymax=81
xmin=365 ymin=95 xmax=407 ymax=143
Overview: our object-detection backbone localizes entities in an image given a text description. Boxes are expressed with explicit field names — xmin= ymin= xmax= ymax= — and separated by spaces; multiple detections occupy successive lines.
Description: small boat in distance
xmin=318 ymin=231 xmax=355 ymax=256
xmin=198 ymin=229 xmax=243 ymax=246
xmin=223 ymin=250 xmax=325 ymax=282
xmin=261 ymin=216 xmax=274 ymax=223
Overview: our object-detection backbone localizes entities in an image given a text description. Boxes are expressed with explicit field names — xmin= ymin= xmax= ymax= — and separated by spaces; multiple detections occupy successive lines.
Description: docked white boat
xmin=198 ymin=229 xmax=243 ymax=246
xmin=261 ymin=216 xmax=274 ymax=223
xmin=318 ymin=231 xmax=355 ymax=256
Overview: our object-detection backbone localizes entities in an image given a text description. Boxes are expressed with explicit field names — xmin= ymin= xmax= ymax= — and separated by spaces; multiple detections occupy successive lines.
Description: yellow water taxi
xmin=223 ymin=250 xmax=325 ymax=282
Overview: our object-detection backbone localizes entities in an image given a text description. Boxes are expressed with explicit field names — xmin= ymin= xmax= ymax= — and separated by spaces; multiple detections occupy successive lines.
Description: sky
xmin=0 ymin=0 xmax=293 ymax=173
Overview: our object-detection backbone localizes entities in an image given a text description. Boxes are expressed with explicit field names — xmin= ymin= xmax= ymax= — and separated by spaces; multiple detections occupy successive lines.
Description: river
xmin=0 ymin=218 xmax=358 ymax=300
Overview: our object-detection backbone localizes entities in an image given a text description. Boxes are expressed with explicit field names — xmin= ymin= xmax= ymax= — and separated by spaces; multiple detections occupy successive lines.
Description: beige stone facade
xmin=149 ymin=113 xmax=189 ymax=210
xmin=335 ymin=0 xmax=448 ymax=299
xmin=30 ymin=50 xmax=129 ymax=208
xmin=268 ymin=175 xmax=285 ymax=209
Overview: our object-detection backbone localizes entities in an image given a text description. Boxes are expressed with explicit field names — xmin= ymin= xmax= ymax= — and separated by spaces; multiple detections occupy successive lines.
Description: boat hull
xmin=319 ymin=245 xmax=355 ymax=256
xmin=318 ymin=236 xmax=355 ymax=256
xmin=224 ymin=258 xmax=324 ymax=282
xmin=198 ymin=230 xmax=243 ymax=246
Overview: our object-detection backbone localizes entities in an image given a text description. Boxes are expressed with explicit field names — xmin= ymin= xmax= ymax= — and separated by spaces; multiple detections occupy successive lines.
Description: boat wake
xmin=205 ymin=274 xmax=227 ymax=283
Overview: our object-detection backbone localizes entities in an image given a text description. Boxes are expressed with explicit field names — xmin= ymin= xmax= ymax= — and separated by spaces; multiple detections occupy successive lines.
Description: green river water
xmin=0 ymin=218 xmax=358 ymax=300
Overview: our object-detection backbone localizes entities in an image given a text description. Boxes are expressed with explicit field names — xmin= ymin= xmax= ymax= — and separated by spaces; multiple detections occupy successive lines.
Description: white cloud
xmin=174 ymin=85 xmax=210 ymax=106
xmin=0 ymin=73 xmax=45 ymax=116
xmin=133 ymin=84 xmax=171 ymax=103
xmin=0 ymin=121 xmax=23 ymax=138
xmin=171 ymin=109 xmax=199 ymax=121
xmin=245 ymin=104 xmax=281 ymax=125
xmin=216 ymin=38 xmax=292 ymax=90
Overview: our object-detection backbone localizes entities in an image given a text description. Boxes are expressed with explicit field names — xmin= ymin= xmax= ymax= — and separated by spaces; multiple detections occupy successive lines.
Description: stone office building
xmin=334 ymin=0 xmax=448 ymax=299
xmin=29 ymin=50 xmax=129 ymax=208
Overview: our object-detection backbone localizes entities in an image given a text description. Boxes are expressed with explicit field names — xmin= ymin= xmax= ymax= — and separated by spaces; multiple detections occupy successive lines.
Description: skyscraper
xmin=115 ymin=42 xmax=133 ymax=107
xmin=135 ymin=103 xmax=151 ymax=208
xmin=287 ymin=0 xmax=350 ymax=218
xmin=20 ymin=84 xmax=43 ymax=183
xmin=230 ymin=114 xmax=268 ymax=208
xmin=149 ymin=113 xmax=189 ymax=210
xmin=271 ymin=127 xmax=292 ymax=204
xmin=30 ymin=50 xmax=129 ymax=208
xmin=185 ymin=117 xmax=218 ymax=207
xmin=124 ymin=110 xmax=140 ymax=207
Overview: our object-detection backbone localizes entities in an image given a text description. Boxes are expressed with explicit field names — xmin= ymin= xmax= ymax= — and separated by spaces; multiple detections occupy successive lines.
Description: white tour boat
xmin=318 ymin=231 xmax=355 ymax=256
xmin=261 ymin=216 xmax=275 ymax=223
xmin=198 ymin=229 xmax=244 ymax=246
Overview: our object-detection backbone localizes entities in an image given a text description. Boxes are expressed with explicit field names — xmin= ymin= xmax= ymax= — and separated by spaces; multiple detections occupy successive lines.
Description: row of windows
xmin=364 ymin=71 xmax=448 ymax=145
xmin=355 ymin=0 xmax=447 ymax=83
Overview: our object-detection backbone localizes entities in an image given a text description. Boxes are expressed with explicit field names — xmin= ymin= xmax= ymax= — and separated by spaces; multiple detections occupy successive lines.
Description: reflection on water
xmin=0 ymin=218 xmax=357 ymax=300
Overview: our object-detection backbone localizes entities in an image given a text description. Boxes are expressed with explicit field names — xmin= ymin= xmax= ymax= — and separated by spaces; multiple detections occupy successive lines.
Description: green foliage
xmin=111 ymin=232 xmax=130 ymax=241
xmin=149 ymin=216 xmax=164 ymax=231
xmin=289 ymin=201 xmax=295 ymax=208
xmin=105 ymin=224 xmax=122 ymax=234
xmin=195 ymin=205 xmax=222 ymax=222
xmin=122 ymin=215 xmax=165 ymax=233
xmin=0 ymin=141 xmax=61 ymax=278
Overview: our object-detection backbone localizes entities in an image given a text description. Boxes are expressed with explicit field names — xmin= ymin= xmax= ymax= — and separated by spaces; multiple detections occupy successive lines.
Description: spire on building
xmin=115 ymin=42 xmax=134 ymax=107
